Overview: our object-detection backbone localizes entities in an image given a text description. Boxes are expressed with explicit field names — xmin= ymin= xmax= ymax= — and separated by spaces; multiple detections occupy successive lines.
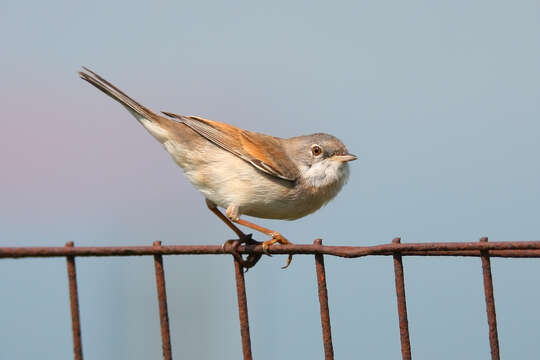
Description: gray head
xmin=283 ymin=133 xmax=356 ymax=189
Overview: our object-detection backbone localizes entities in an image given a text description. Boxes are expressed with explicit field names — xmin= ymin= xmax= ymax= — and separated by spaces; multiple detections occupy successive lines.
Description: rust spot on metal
xmin=314 ymin=239 xmax=334 ymax=360
xmin=480 ymin=237 xmax=500 ymax=360
xmin=153 ymin=241 xmax=173 ymax=360
xmin=392 ymin=238 xmax=412 ymax=360
xmin=233 ymin=257 xmax=253 ymax=360
xmin=65 ymin=242 xmax=83 ymax=360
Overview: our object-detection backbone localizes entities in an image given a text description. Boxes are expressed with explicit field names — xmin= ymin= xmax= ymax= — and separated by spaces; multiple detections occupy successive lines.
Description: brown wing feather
xmin=161 ymin=113 xmax=298 ymax=181
xmin=238 ymin=131 xmax=298 ymax=178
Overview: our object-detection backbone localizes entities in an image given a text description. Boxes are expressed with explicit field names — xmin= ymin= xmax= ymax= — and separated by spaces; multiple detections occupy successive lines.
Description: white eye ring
xmin=311 ymin=145 xmax=323 ymax=157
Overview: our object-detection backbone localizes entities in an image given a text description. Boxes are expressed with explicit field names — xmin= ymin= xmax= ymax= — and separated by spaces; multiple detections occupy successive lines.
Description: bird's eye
xmin=311 ymin=145 xmax=323 ymax=156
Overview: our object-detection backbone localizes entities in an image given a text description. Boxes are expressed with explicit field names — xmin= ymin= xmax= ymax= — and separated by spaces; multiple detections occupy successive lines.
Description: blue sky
xmin=1 ymin=1 xmax=539 ymax=359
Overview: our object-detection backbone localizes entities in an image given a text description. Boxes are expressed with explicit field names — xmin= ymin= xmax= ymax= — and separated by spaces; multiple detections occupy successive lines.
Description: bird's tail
xmin=79 ymin=67 xmax=170 ymax=142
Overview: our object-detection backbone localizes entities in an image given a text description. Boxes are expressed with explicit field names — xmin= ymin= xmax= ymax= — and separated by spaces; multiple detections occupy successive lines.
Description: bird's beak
xmin=332 ymin=154 xmax=357 ymax=162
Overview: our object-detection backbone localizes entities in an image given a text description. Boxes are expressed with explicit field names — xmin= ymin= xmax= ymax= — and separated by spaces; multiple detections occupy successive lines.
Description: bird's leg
xmin=225 ymin=205 xmax=294 ymax=269
xmin=205 ymin=200 xmax=262 ymax=269
xmin=206 ymin=199 xmax=246 ymax=239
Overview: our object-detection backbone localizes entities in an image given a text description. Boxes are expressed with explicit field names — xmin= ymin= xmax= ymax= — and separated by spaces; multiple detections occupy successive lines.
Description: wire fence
xmin=2 ymin=237 xmax=540 ymax=359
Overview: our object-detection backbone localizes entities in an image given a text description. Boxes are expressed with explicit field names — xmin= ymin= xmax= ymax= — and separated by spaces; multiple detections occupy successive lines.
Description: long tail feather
xmin=79 ymin=67 xmax=174 ymax=142
xmin=79 ymin=67 xmax=156 ymax=121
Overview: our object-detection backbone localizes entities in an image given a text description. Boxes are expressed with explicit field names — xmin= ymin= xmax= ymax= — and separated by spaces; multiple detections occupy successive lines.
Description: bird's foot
xmin=262 ymin=232 xmax=294 ymax=269
xmin=223 ymin=234 xmax=263 ymax=271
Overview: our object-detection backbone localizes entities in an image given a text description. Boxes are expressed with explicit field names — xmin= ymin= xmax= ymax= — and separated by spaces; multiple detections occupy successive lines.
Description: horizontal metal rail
xmin=1 ymin=240 xmax=540 ymax=258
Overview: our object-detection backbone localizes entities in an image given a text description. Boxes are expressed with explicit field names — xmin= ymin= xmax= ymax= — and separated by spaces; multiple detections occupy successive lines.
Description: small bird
xmin=79 ymin=68 xmax=356 ymax=268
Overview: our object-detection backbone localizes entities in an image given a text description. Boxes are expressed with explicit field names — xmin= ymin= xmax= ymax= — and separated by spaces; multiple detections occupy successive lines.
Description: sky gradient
xmin=1 ymin=1 xmax=540 ymax=359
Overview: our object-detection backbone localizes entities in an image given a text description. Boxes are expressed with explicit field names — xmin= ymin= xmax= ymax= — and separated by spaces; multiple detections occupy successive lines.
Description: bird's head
xmin=284 ymin=133 xmax=356 ymax=190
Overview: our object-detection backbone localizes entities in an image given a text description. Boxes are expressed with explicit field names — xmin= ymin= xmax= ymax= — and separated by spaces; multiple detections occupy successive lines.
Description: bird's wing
xmin=162 ymin=112 xmax=298 ymax=181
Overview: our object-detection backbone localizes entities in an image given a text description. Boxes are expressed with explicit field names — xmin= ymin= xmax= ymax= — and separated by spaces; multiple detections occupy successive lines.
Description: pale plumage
xmin=79 ymin=68 xmax=356 ymax=268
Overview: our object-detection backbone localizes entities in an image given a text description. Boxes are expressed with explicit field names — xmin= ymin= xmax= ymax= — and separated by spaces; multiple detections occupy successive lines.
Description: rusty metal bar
xmin=233 ymin=257 xmax=253 ymax=360
xmin=153 ymin=241 xmax=173 ymax=360
xmin=314 ymin=239 xmax=334 ymax=360
xmin=65 ymin=242 xmax=83 ymax=360
xmin=480 ymin=237 xmax=500 ymax=360
xmin=397 ymin=250 xmax=540 ymax=258
xmin=3 ymin=241 xmax=540 ymax=259
xmin=392 ymin=238 xmax=412 ymax=360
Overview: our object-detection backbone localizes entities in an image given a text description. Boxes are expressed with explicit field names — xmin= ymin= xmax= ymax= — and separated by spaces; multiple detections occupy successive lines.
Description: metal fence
xmin=2 ymin=237 xmax=540 ymax=360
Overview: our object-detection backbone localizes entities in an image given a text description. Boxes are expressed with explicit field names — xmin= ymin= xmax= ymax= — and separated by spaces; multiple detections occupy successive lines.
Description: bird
xmin=79 ymin=67 xmax=356 ymax=268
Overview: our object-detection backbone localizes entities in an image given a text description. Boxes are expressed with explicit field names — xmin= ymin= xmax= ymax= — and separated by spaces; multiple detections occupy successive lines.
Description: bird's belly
xmin=185 ymin=155 xmax=313 ymax=219
xmin=240 ymin=197 xmax=323 ymax=220
xmin=201 ymin=170 xmax=312 ymax=220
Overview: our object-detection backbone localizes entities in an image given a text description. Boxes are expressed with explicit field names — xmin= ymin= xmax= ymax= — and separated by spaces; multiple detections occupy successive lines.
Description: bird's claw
xmin=261 ymin=232 xmax=294 ymax=269
xmin=261 ymin=242 xmax=273 ymax=257
xmin=223 ymin=231 xmax=294 ymax=270
xmin=281 ymin=254 xmax=293 ymax=269
xmin=223 ymin=235 xmax=263 ymax=271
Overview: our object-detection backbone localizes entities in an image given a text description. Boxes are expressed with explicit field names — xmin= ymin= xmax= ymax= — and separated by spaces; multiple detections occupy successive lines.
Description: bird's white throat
xmin=300 ymin=159 xmax=350 ymax=191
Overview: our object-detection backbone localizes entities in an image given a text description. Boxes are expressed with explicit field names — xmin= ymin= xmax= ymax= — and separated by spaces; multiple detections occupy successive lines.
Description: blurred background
xmin=1 ymin=1 xmax=539 ymax=359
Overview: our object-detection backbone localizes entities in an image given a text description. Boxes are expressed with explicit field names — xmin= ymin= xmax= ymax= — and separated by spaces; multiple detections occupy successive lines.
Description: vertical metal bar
xmin=480 ymin=237 xmax=500 ymax=360
xmin=153 ymin=241 xmax=173 ymax=360
xmin=233 ymin=257 xmax=253 ymax=360
xmin=65 ymin=242 xmax=83 ymax=360
xmin=314 ymin=239 xmax=334 ymax=360
xmin=392 ymin=237 xmax=412 ymax=360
